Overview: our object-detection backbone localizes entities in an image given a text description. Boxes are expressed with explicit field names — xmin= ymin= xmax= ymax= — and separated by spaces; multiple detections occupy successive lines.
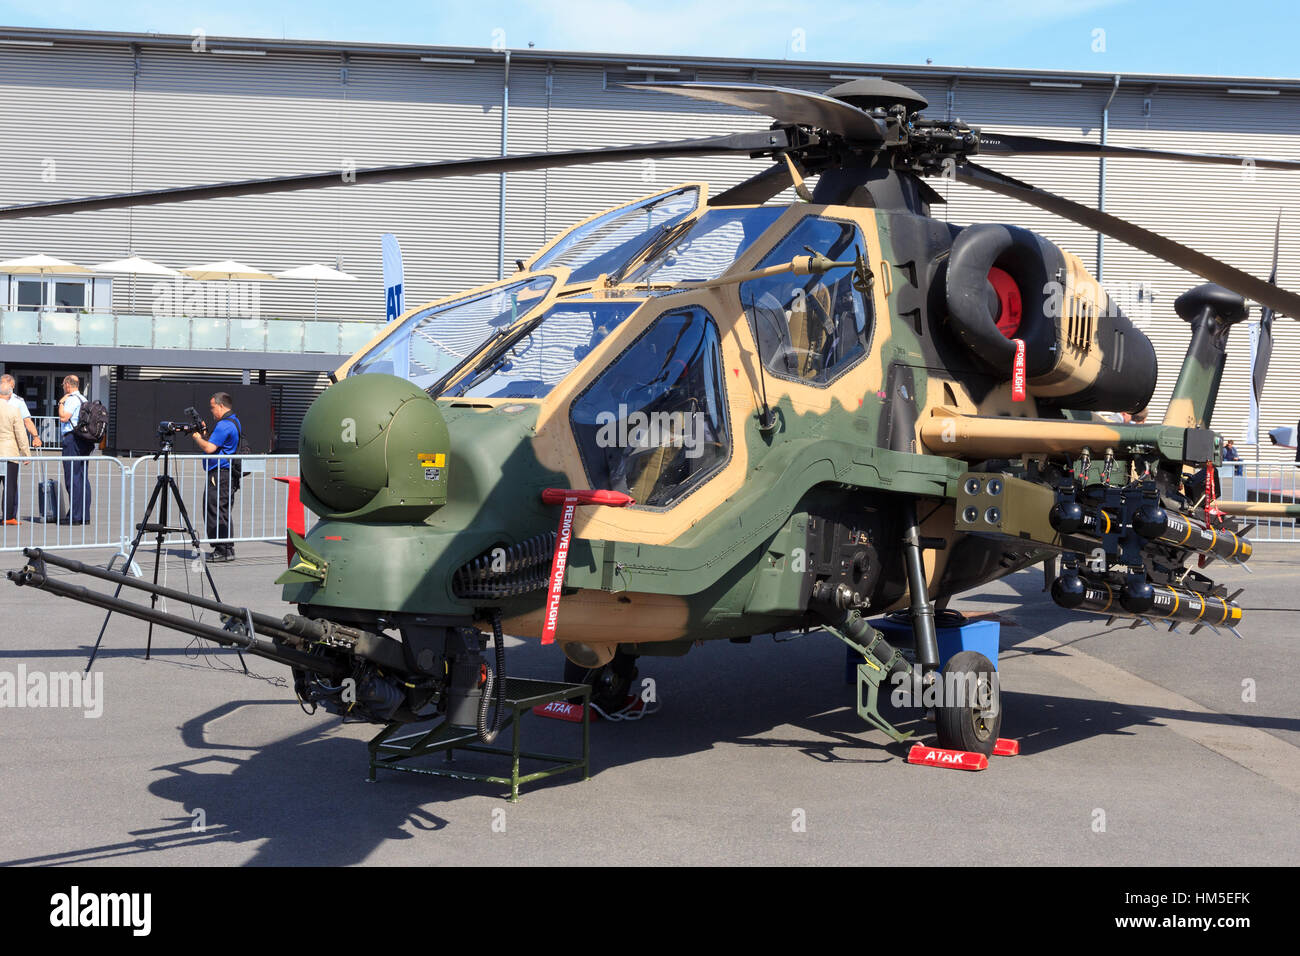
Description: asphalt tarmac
xmin=0 ymin=540 xmax=1296 ymax=866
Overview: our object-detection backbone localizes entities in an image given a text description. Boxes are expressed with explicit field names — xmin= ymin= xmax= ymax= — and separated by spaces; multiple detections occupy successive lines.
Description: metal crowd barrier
xmin=0 ymin=453 xmax=129 ymax=562
xmin=125 ymin=453 xmax=306 ymax=551
xmin=1 ymin=452 xmax=315 ymax=565
xmin=1219 ymin=461 xmax=1300 ymax=542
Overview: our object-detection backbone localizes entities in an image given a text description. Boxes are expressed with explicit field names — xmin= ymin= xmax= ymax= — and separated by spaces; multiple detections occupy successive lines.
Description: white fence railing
xmin=1 ymin=452 xmax=313 ymax=564
xmin=0 ymin=454 xmax=129 ymax=560
xmin=1219 ymin=462 xmax=1300 ymax=542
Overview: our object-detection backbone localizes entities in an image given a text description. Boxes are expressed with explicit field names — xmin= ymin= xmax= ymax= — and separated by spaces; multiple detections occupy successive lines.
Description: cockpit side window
xmin=740 ymin=217 xmax=874 ymax=386
xmin=531 ymin=187 xmax=700 ymax=283
xmin=570 ymin=306 xmax=730 ymax=508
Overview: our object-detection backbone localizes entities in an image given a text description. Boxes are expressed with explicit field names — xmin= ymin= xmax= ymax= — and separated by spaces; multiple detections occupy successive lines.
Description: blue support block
xmin=844 ymin=617 xmax=1000 ymax=683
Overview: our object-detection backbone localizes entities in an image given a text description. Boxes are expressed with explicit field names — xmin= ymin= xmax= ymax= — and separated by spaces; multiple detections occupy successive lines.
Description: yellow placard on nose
xmin=417 ymin=453 xmax=446 ymax=468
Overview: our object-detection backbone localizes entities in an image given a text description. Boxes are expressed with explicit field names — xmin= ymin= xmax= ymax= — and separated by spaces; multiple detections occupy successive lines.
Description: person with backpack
xmin=190 ymin=391 xmax=243 ymax=562
xmin=57 ymin=374 xmax=95 ymax=525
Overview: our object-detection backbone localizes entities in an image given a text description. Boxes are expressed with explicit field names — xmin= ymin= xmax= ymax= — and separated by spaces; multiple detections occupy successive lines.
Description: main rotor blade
xmin=0 ymin=129 xmax=790 ymax=222
xmin=709 ymin=162 xmax=793 ymax=205
xmin=955 ymin=161 xmax=1300 ymax=318
xmin=977 ymin=132 xmax=1300 ymax=171
xmin=630 ymin=81 xmax=888 ymax=143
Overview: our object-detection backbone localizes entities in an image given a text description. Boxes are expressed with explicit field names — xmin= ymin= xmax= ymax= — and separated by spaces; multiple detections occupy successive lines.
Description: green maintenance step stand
xmin=367 ymin=677 xmax=591 ymax=801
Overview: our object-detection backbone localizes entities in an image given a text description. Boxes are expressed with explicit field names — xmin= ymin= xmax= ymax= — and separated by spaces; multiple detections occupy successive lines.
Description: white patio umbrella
xmin=90 ymin=255 xmax=182 ymax=313
xmin=0 ymin=253 xmax=92 ymax=311
xmin=273 ymin=262 xmax=358 ymax=320
xmin=181 ymin=259 xmax=276 ymax=317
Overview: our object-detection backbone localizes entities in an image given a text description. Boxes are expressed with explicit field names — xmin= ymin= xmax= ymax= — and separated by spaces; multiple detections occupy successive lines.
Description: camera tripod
xmin=86 ymin=438 xmax=246 ymax=672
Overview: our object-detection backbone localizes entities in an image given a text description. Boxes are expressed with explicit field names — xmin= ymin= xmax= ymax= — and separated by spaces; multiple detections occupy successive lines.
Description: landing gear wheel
xmin=564 ymin=650 xmax=639 ymax=713
xmin=934 ymin=651 xmax=1001 ymax=756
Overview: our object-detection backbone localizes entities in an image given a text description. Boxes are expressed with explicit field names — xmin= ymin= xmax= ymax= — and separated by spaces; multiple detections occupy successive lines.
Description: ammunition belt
xmin=452 ymin=531 xmax=557 ymax=599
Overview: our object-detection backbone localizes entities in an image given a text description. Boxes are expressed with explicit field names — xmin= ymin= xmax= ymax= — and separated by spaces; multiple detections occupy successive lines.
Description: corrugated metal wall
xmin=2 ymin=37 xmax=1299 ymax=462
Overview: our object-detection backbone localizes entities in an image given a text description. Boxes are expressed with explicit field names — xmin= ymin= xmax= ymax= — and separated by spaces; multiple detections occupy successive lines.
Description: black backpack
xmin=73 ymin=398 xmax=109 ymax=443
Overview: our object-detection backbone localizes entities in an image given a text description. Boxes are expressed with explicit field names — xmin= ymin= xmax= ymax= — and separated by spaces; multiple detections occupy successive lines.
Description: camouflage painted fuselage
xmin=287 ymin=184 xmax=1220 ymax=665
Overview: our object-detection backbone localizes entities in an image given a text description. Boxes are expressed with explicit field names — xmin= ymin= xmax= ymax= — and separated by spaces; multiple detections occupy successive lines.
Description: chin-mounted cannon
xmin=6 ymin=547 xmax=508 ymax=736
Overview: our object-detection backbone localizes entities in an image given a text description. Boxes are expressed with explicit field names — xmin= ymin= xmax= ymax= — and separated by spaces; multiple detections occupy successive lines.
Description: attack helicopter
xmin=7 ymin=77 xmax=1299 ymax=758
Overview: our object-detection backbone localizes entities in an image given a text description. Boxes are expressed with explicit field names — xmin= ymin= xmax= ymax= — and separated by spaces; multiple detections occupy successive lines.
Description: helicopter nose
xmin=298 ymin=373 xmax=450 ymax=521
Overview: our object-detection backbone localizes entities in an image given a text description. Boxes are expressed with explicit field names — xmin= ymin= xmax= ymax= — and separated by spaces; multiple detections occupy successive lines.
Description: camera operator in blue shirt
xmin=189 ymin=392 xmax=242 ymax=562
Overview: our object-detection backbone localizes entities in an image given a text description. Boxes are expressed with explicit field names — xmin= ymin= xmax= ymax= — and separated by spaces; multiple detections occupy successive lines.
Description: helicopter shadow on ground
xmin=650 ymin=634 xmax=1160 ymax=761
xmin=0 ymin=699 xmax=455 ymax=867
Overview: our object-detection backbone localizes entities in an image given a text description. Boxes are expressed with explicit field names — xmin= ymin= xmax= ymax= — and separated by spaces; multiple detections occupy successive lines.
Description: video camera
xmin=157 ymin=406 xmax=205 ymax=438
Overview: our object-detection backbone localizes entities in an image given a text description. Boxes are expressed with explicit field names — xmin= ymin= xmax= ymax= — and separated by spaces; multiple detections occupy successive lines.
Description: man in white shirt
xmin=0 ymin=374 xmax=34 ymax=522
xmin=57 ymin=374 xmax=92 ymax=525
xmin=0 ymin=375 xmax=39 ymax=525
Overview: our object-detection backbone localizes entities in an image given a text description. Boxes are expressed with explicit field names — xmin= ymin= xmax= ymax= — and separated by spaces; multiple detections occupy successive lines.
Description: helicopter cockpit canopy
xmin=620 ymin=206 xmax=784 ymax=287
xmin=439 ymin=299 xmax=644 ymax=400
xmin=529 ymin=185 xmax=700 ymax=281
xmin=349 ymin=273 xmax=558 ymax=389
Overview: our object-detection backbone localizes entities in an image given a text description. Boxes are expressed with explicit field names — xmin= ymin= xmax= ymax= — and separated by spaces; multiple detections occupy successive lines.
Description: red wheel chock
xmin=907 ymin=738 xmax=1019 ymax=771
xmin=531 ymin=700 xmax=586 ymax=723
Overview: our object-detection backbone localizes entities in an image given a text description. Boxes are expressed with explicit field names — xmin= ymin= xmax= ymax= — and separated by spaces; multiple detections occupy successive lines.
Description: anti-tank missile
xmin=1051 ymin=570 xmax=1242 ymax=628
xmin=1131 ymin=503 xmax=1251 ymax=562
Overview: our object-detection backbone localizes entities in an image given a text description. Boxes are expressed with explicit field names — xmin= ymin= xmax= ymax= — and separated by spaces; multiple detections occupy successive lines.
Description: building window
xmin=603 ymin=69 xmax=697 ymax=91
xmin=9 ymin=276 xmax=92 ymax=311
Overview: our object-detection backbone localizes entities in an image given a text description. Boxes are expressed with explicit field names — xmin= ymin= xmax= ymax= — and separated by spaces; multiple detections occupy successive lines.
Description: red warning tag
xmin=993 ymin=738 xmax=1020 ymax=756
xmin=532 ymin=700 xmax=585 ymax=722
xmin=906 ymin=744 xmax=989 ymax=771
xmin=1204 ymin=462 xmax=1225 ymax=522
xmin=542 ymin=497 xmax=577 ymax=646
xmin=540 ymin=489 xmax=636 ymax=645
xmin=1011 ymin=338 xmax=1027 ymax=402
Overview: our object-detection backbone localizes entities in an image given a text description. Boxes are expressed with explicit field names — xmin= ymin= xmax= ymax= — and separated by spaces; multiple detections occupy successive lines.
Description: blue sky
xmin=2 ymin=0 xmax=1300 ymax=78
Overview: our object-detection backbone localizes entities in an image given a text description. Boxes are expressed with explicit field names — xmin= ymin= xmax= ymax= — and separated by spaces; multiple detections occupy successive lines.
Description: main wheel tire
xmin=934 ymin=650 xmax=1001 ymax=756
xmin=563 ymin=651 xmax=639 ymax=713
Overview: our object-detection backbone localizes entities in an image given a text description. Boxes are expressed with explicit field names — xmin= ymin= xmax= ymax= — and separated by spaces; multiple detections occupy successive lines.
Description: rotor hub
xmin=824 ymin=78 xmax=929 ymax=115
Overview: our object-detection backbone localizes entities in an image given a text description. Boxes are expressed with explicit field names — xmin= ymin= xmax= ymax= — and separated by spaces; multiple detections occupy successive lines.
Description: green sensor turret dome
xmin=298 ymin=373 xmax=450 ymax=521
